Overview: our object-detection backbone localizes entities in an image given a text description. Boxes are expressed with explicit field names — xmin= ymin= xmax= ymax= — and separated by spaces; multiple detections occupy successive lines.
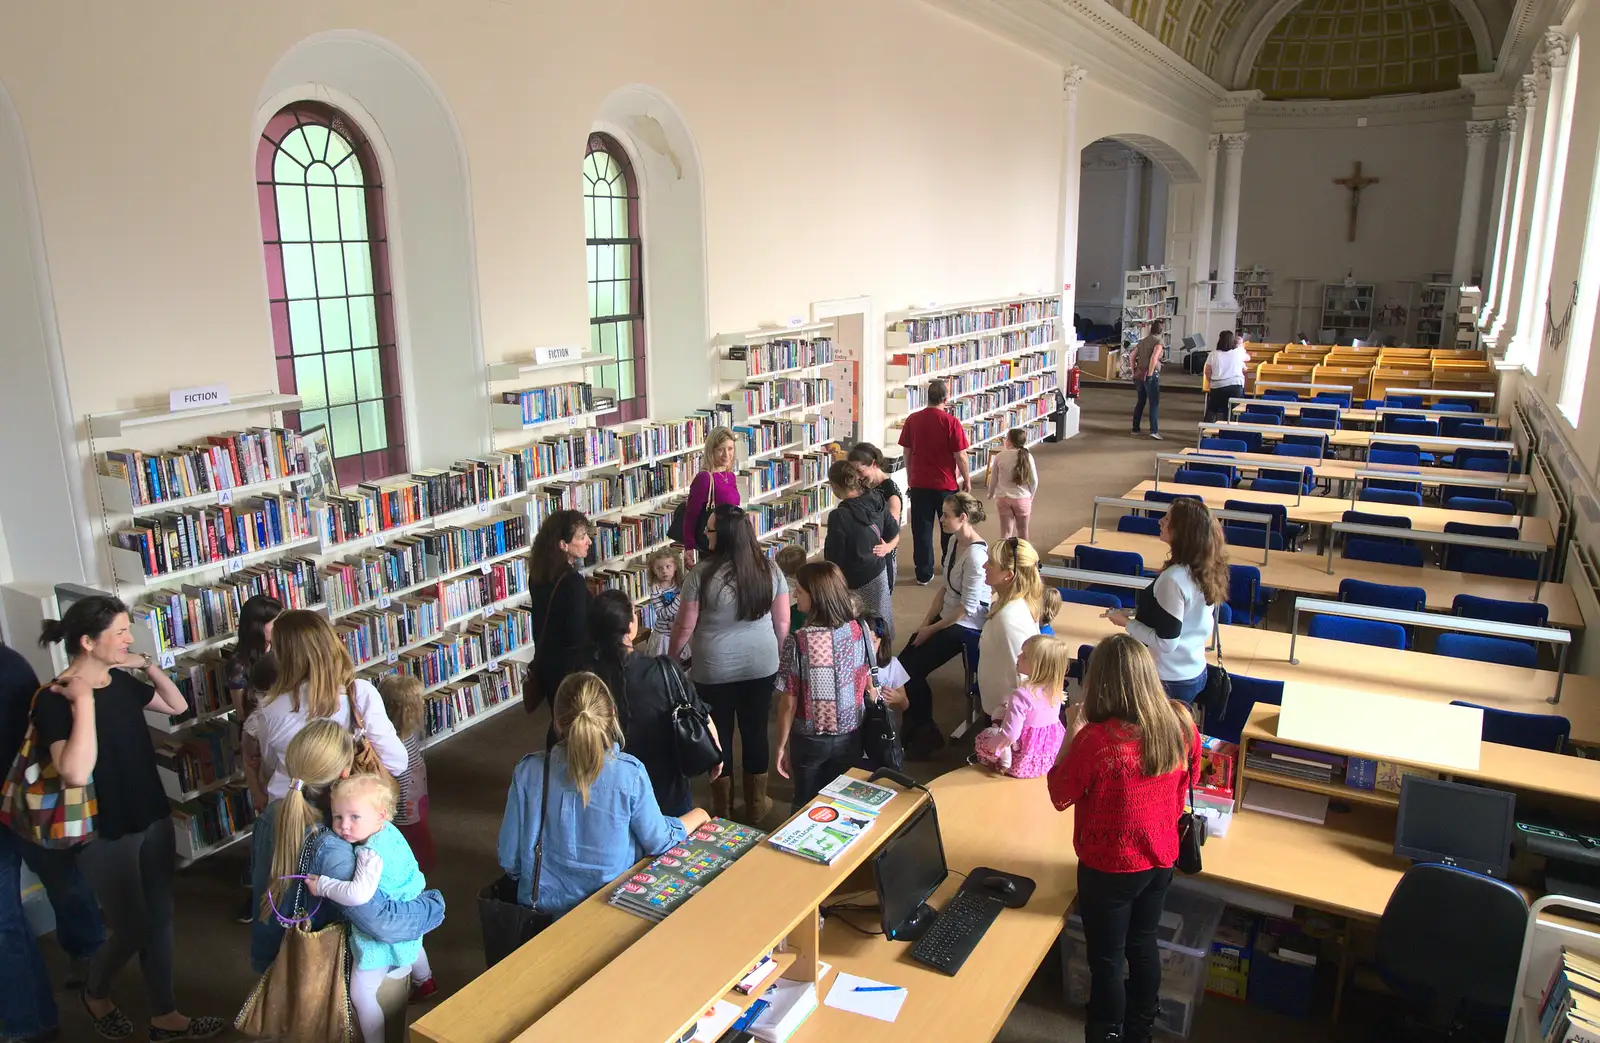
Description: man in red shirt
xmin=896 ymin=379 xmax=971 ymax=584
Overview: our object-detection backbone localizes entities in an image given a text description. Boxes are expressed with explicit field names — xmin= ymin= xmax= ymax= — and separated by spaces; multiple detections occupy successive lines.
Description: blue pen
xmin=854 ymin=985 xmax=904 ymax=993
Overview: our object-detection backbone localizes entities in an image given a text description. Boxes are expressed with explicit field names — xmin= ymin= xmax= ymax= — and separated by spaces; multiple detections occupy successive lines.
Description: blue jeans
xmin=1132 ymin=375 xmax=1160 ymax=434
xmin=1162 ymin=669 xmax=1208 ymax=704
xmin=0 ymin=826 xmax=104 ymax=1037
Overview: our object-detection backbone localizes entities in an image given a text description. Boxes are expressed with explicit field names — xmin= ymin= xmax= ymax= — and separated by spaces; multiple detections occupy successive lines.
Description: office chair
xmin=1314 ymin=392 xmax=1353 ymax=408
xmin=1443 ymin=416 xmax=1499 ymax=440
xmin=1223 ymin=525 xmax=1285 ymax=551
xmin=1282 ymin=434 xmax=1330 ymax=459
xmin=1173 ymin=468 xmax=1231 ymax=489
xmin=1372 ymin=441 xmax=1424 ymax=458
xmin=1340 ymin=578 xmax=1426 ymax=613
xmin=1294 ymin=417 xmax=1338 ymax=433
xmin=1456 ymin=449 xmax=1513 ymax=473
xmin=1375 ymin=865 xmax=1527 ymax=1038
xmin=1369 ymin=447 xmax=1421 ymax=469
xmin=1273 ymin=442 xmax=1321 ymax=462
xmin=1452 ymin=594 xmax=1548 ymax=628
xmin=1117 ymin=515 xmax=1163 ymax=537
xmin=1300 ymin=406 xmax=1340 ymax=427
xmin=1449 ymin=421 xmax=1497 ymax=441
xmin=1075 ymin=545 xmax=1145 ymax=608
xmin=1441 ymin=522 xmax=1519 ymax=571
xmin=1143 ymin=490 xmax=1201 ymax=505
xmin=1056 ymin=588 xmax=1124 ymax=611
xmin=1449 ymin=700 xmax=1569 ymax=753
xmin=1443 ymin=496 xmax=1514 ymax=516
xmin=1199 ymin=437 xmax=1249 ymax=454
xmin=957 ymin=625 xmax=983 ymax=731
xmin=1360 ymin=488 xmax=1425 ymax=508
xmin=1342 ymin=510 xmax=1412 ymax=546
xmin=1261 ymin=390 xmax=1300 ymax=403
xmin=1440 ymin=398 xmax=1480 ymax=411
xmin=1458 ymin=550 xmax=1540 ymax=581
xmin=1227 ymin=564 xmax=1271 ymax=625
xmin=1239 ymin=410 xmax=1284 ymax=427
xmin=1307 ymin=615 xmax=1407 ymax=650
xmin=1225 ymin=498 xmax=1304 ymax=550
xmin=1251 ymin=477 xmax=1305 ymax=496
xmin=1344 ymin=537 xmax=1425 ymax=568
xmin=1215 ymin=602 xmax=1234 ymax=625
xmin=1204 ymin=673 xmax=1285 ymax=745
xmin=1386 ymin=417 xmax=1440 ymax=438
xmin=1435 ymin=633 xmax=1540 ymax=669
xmin=1383 ymin=395 xmax=1425 ymax=409
xmin=1068 ymin=642 xmax=1096 ymax=682
xmin=1243 ymin=404 xmax=1286 ymax=420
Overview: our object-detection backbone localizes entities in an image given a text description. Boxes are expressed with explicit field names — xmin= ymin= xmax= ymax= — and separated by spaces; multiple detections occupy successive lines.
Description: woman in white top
xmin=986 ymin=428 xmax=1041 ymax=541
xmin=1105 ymin=498 xmax=1230 ymax=703
xmin=242 ymin=610 xmax=408 ymax=809
xmin=900 ymin=491 xmax=992 ymax=758
xmin=1202 ymin=330 xmax=1249 ymax=423
xmin=977 ymin=536 xmax=1043 ymax=718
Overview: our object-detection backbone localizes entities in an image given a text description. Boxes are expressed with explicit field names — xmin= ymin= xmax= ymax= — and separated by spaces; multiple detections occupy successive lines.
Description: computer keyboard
xmin=909 ymin=889 xmax=1005 ymax=975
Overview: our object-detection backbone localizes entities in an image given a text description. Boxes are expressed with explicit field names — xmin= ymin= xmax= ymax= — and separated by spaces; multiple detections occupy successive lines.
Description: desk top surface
xmin=1174 ymin=448 xmax=1533 ymax=488
xmin=1123 ymin=480 xmax=1553 ymax=546
xmin=1201 ymin=423 xmax=1512 ymax=451
xmin=1051 ymin=527 xmax=1583 ymax=628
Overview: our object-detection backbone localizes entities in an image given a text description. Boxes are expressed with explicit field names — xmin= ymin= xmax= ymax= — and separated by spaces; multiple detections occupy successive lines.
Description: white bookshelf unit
xmin=1456 ymin=285 xmax=1483 ymax=350
xmin=884 ymin=294 xmax=1062 ymax=478
xmin=1122 ymin=268 xmax=1178 ymax=351
xmin=1235 ymin=267 xmax=1271 ymax=343
xmin=1320 ymin=282 xmax=1376 ymax=343
xmin=1415 ymin=282 xmax=1450 ymax=347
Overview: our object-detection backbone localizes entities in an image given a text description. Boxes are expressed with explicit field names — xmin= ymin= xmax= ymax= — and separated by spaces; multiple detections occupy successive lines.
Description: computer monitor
xmin=1394 ymin=776 xmax=1517 ymax=878
xmin=873 ymin=802 xmax=948 ymax=941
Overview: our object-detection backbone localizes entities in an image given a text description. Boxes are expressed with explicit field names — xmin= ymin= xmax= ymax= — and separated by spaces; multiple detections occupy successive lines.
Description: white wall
xmin=1076 ymin=159 xmax=1135 ymax=319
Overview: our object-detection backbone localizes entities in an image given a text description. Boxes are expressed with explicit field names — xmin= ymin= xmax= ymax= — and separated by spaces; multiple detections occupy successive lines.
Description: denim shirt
xmin=498 ymin=744 xmax=687 ymax=915
xmin=249 ymin=801 xmax=447 ymax=974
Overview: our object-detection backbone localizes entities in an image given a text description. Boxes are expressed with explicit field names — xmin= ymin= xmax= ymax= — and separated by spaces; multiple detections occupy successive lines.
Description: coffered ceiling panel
xmin=1249 ymin=0 xmax=1479 ymax=97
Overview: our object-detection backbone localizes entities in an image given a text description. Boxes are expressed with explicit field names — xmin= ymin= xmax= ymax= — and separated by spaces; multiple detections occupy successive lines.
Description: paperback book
xmin=606 ymin=817 xmax=765 ymax=922
xmin=767 ymin=798 xmax=875 ymax=865
xmin=817 ymin=775 xmax=898 ymax=816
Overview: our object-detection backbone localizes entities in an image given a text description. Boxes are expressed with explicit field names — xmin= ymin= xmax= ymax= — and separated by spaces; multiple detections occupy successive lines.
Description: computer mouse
xmin=982 ymin=874 xmax=1017 ymax=896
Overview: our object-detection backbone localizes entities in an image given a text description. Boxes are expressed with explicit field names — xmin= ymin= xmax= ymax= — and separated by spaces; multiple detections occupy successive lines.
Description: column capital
xmin=1466 ymin=119 xmax=1497 ymax=142
xmin=1207 ymin=134 xmax=1221 ymax=153
xmin=1542 ymin=29 xmax=1572 ymax=69
xmin=1062 ymin=66 xmax=1086 ymax=100
xmin=1500 ymin=108 xmax=1520 ymax=135
xmin=1220 ymin=132 xmax=1249 ymax=153
xmin=1517 ymin=74 xmax=1540 ymax=109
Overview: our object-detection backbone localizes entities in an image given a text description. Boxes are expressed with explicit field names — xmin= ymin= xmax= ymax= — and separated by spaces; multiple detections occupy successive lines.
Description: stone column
xmin=1490 ymin=75 xmax=1541 ymax=345
xmin=1189 ymin=135 xmax=1220 ymax=334
xmin=1214 ymin=132 xmax=1248 ymax=309
xmin=1478 ymin=110 xmax=1518 ymax=331
xmin=1512 ymin=31 xmax=1572 ymax=364
xmin=1449 ymin=120 xmax=1496 ymax=316
xmin=1121 ymin=151 xmax=1146 ymax=277
xmin=1057 ymin=67 xmax=1085 ymax=359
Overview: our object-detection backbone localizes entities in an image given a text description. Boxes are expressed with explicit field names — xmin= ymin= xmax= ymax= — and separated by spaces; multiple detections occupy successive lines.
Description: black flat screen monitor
xmin=873 ymin=802 xmax=948 ymax=941
xmin=1394 ymin=776 xmax=1517 ymax=878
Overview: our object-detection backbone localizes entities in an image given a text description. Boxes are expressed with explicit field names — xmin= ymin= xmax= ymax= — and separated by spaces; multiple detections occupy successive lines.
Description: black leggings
xmin=1203 ymin=383 xmax=1242 ymax=423
xmin=77 ymin=817 xmax=178 ymax=1014
xmin=899 ymin=626 xmax=978 ymax=730
xmin=699 ymin=674 xmax=777 ymax=775
xmin=1077 ymin=864 xmax=1173 ymax=1031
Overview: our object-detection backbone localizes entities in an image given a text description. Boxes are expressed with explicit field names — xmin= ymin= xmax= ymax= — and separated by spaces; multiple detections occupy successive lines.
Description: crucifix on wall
xmin=1333 ymin=161 xmax=1380 ymax=242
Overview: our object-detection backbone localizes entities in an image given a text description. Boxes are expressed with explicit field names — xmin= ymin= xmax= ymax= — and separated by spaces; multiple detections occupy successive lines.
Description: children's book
xmin=606 ymin=819 xmax=766 ymax=923
xmin=767 ymin=798 xmax=875 ymax=865
xmin=818 ymin=775 xmax=898 ymax=816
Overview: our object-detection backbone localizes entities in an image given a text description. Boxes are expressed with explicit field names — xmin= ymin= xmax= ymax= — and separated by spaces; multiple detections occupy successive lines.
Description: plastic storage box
xmin=1206 ymin=907 xmax=1259 ymax=1000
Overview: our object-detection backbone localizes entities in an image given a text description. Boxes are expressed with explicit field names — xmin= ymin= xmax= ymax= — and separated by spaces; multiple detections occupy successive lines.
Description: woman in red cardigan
xmin=1048 ymin=634 xmax=1200 ymax=1043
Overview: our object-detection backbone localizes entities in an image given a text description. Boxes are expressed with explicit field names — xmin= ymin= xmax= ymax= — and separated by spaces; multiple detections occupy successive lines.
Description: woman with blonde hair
xmin=241 ymin=609 xmax=408 ymax=807
xmin=977 ymin=536 xmax=1043 ymax=720
xmin=1048 ymin=634 xmax=1200 ymax=1043
xmin=681 ymin=427 xmax=742 ymax=553
xmin=499 ymin=673 xmax=711 ymax=915
xmin=1104 ymin=496 xmax=1230 ymax=703
xmin=249 ymin=719 xmax=444 ymax=975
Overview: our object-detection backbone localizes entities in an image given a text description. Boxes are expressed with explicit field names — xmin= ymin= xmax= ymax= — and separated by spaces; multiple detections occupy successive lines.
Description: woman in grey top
xmin=670 ymin=504 xmax=790 ymax=824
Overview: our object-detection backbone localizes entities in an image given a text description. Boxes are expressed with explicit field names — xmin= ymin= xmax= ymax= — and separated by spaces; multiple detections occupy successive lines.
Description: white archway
xmin=591 ymin=85 xmax=710 ymax=422
xmin=257 ymin=31 xmax=486 ymax=468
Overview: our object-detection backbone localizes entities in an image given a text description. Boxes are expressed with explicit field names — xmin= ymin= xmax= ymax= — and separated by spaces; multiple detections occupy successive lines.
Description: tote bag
xmin=479 ymin=751 xmax=556 ymax=967
xmin=0 ymin=684 xmax=97 ymax=849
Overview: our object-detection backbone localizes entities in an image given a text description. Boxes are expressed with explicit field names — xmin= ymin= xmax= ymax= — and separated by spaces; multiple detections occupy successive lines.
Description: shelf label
xmin=373 ymin=532 xmax=387 ymax=548
xmin=480 ymin=562 xmax=493 ymax=575
xmin=476 ymin=501 xmax=491 ymax=516
xmin=217 ymin=489 xmax=234 ymax=506
xmin=169 ymin=383 xmax=231 ymax=413
xmin=786 ymin=316 xmax=807 ymax=327
xmin=485 ymin=660 xmax=500 ymax=673
xmin=159 ymin=651 xmax=177 ymax=669
xmin=224 ymin=557 xmax=243 ymax=575
xmin=378 ymin=595 xmax=393 ymax=610
xmin=386 ymin=652 xmax=399 ymax=665
xmin=533 ymin=344 xmax=582 ymax=365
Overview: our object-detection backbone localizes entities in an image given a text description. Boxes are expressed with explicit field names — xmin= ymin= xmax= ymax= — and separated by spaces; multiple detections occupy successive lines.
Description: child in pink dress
xmin=973 ymin=634 xmax=1070 ymax=778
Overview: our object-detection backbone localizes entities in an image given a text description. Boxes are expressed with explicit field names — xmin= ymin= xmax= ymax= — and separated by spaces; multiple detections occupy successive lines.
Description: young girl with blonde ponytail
xmin=986 ymin=428 xmax=1039 ymax=541
xmin=498 ymin=673 xmax=711 ymax=916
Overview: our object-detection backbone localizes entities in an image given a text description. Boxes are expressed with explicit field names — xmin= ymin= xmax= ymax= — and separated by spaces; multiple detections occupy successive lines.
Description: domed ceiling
xmin=1249 ymin=0 xmax=1480 ymax=98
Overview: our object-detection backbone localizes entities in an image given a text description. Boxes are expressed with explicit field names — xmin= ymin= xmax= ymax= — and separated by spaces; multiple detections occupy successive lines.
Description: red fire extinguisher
xmin=1065 ymin=366 xmax=1081 ymax=400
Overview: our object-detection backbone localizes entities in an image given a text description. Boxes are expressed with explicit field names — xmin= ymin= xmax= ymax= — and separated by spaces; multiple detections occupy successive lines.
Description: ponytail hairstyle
xmin=262 ymin=718 xmax=354 ymax=919
xmin=39 ymin=595 xmax=129 ymax=660
xmin=1081 ymin=634 xmax=1192 ymax=777
xmin=987 ymin=536 xmax=1044 ymax=622
xmin=553 ymin=672 xmax=622 ymax=806
xmin=1163 ymin=498 xmax=1230 ymax=606
xmin=828 ymin=459 xmax=867 ymax=498
xmin=264 ymin=610 xmax=355 ymax=718
xmin=233 ymin=594 xmax=284 ymax=674
xmin=943 ymin=490 xmax=987 ymax=526
xmin=1005 ymin=428 xmax=1035 ymax=488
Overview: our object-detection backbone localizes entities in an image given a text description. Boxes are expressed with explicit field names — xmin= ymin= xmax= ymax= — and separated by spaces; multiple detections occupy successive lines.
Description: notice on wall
xmin=1078 ymin=344 xmax=1101 ymax=362
xmin=169 ymin=383 xmax=231 ymax=412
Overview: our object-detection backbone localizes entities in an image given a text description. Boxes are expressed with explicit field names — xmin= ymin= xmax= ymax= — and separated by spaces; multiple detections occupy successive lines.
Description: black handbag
xmin=478 ymin=751 xmax=555 ymax=967
xmin=1176 ymin=758 xmax=1206 ymax=875
xmin=667 ymin=472 xmax=716 ymax=546
xmin=857 ymin=628 xmax=904 ymax=771
xmin=658 ymin=657 xmax=722 ymax=777
xmin=1195 ymin=609 xmax=1231 ymax=728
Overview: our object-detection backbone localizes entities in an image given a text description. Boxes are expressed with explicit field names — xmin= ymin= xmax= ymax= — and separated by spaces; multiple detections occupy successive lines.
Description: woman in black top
xmin=824 ymin=461 xmax=898 ymax=631
xmin=34 ymin=595 xmax=225 ymax=1041
xmin=848 ymin=442 xmax=903 ymax=590
xmin=525 ymin=510 xmax=593 ymax=742
xmin=582 ymin=589 xmax=722 ymax=816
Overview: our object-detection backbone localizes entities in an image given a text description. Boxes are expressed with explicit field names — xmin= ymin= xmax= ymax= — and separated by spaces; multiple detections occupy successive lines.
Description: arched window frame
xmin=256 ymin=101 xmax=407 ymax=485
xmin=583 ymin=133 xmax=647 ymax=422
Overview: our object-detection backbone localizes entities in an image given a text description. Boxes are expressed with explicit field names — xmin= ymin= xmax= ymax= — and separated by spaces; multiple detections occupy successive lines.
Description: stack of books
xmin=768 ymin=775 xmax=896 ymax=865
xmin=606 ymin=818 xmax=765 ymax=922
xmin=1540 ymin=947 xmax=1600 ymax=1041
xmin=1244 ymin=741 xmax=1343 ymax=785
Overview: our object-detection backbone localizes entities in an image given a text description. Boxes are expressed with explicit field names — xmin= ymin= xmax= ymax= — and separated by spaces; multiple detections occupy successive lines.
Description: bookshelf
xmin=1456 ymin=286 xmax=1482 ymax=349
xmin=884 ymin=294 xmax=1061 ymax=473
xmin=1235 ymin=267 xmax=1271 ymax=343
xmin=1415 ymin=282 xmax=1449 ymax=347
xmin=1319 ymin=282 xmax=1375 ymax=343
xmin=1122 ymin=268 xmax=1178 ymax=351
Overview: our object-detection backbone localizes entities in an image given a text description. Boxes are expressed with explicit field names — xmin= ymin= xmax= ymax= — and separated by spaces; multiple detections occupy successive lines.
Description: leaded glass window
xmin=583 ymin=133 xmax=646 ymax=422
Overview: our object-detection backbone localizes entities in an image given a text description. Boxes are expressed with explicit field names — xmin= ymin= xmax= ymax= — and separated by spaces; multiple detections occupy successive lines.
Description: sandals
xmin=147 ymin=1016 xmax=226 ymax=1041
xmin=79 ymin=992 xmax=133 ymax=1041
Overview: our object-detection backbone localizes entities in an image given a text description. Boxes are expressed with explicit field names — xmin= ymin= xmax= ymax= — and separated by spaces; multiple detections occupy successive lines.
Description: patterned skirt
xmin=850 ymin=568 xmax=894 ymax=631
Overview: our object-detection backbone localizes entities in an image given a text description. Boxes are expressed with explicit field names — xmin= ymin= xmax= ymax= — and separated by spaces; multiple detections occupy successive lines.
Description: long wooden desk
xmin=1122 ymin=480 xmax=1554 ymax=546
xmin=1199 ymin=421 xmax=1515 ymax=455
xmin=1050 ymin=527 xmax=1583 ymax=629
xmin=1173 ymin=447 xmax=1533 ymax=490
xmin=1226 ymin=401 xmax=1509 ymax=427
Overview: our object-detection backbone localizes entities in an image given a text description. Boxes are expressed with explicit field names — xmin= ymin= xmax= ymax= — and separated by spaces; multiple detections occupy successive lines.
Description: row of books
xmin=590 ymin=560 xmax=657 ymax=606
xmin=768 ymin=776 xmax=897 ymax=864
xmin=100 ymin=427 xmax=312 ymax=507
xmin=944 ymin=373 xmax=1060 ymax=425
xmin=114 ymin=493 xmax=312 ymax=577
xmin=740 ymin=452 xmax=829 ymax=498
xmin=172 ymin=786 xmax=256 ymax=856
xmin=424 ymin=665 xmax=517 ymax=740
xmin=134 ymin=557 xmax=324 ymax=652
xmin=169 ymin=655 xmax=232 ymax=721
xmin=1246 ymin=740 xmax=1437 ymax=795
xmin=735 ymin=418 xmax=808 ymax=458
xmin=418 ymin=515 xmax=530 ymax=575
xmin=894 ymin=323 xmax=1058 ymax=377
xmin=1122 ymin=301 xmax=1178 ymax=322
xmin=607 ymin=817 xmax=765 ymax=921
xmin=896 ymin=298 xmax=1060 ymax=344
xmin=539 ymin=457 xmax=695 ymax=517
xmin=389 ymin=607 xmax=536 ymax=689
xmin=1541 ymin=947 xmax=1600 ymax=1042
xmin=726 ymin=337 xmax=835 ymax=375
xmin=969 ymin=418 xmax=1051 ymax=475
xmin=499 ymin=381 xmax=606 ymax=424
xmin=504 ymin=428 xmax=621 ymax=483
xmin=727 ymin=377 xmax=834 ymax=417
xmin=585 ymin=510 xmax=674 ymax=566
xmin=615 ymin=408 xmax=732 ymax=466
xmin=323 ymin=540 xmax=431 ymax=615
xmin=752 ymin=485 xmax=834 ymax=538
xmin=155 ymin=723 xmax=240 ymax=794
xmin=902 ymin=351 xmax=1053 ymax=411
xmin=337 ymin=597 xmax=447 ymax=669
xmin=763 ymin=523 xmax=822 ymax=559
xmin=436 ymin=558 xmax=529 ymax=620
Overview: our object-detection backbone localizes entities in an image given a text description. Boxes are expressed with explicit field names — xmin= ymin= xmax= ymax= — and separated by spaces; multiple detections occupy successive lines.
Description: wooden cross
xmin=1333 ymin=161 xmax=1379 ymax=242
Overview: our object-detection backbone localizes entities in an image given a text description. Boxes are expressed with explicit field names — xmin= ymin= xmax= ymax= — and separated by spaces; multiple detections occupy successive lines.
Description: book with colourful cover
xmin=818 ymin=775 xmax=898 ymax=816
xmin=685 ymin=818 xmax=766 ymax=858
xmin=767 ymin=799 xmax=875 ymax=865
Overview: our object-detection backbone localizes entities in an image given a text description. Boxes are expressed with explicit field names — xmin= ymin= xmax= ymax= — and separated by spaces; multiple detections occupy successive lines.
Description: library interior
xmin=4 ymin=1 xmax=1600 ymax=1042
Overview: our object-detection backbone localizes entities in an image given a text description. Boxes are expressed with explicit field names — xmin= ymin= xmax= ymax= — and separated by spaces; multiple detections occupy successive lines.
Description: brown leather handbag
xmin=347 ymin=690 xmax=398 ymax=800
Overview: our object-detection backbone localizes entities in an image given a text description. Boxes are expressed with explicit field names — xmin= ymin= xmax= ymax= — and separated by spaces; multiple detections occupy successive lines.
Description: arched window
xmin=583 ymin=133 xmax=646 ymax=422
xmin=257 ymin=102 xmax=406 ymax=485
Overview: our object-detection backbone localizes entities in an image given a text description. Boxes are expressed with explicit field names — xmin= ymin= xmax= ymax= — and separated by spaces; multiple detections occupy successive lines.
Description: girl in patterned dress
xmin=973 ymin=634 xmax=1070 ymax=778
xmin=644 ymin=547 xmax=687 ymax=659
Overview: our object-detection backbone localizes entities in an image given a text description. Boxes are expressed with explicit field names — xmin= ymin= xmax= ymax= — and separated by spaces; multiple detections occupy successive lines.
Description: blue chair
xmin=1362 ymin=398 xmax=1384 ymax=409
xmin=1205 ymin=673 xmax=1285 ymax=745
xmin=1294 ymin=417 xmax=1338 ymax=432
xmin=1450 ymin=700 xmax=1569 ymax=752
xmin=1300 ymin=406 xmax=1340 ymax=426
xmin=1224 ymin=525 xmax=1284 ymax=551
xmin=1443 ymin=496 xmax=1514 ymax=516
xmin=1227 ymin=564 xmax=1271 ymax=625
xmin=1225 ymin=498 xmax=1304 ymax=550
xmin=1055 ymin=587 xmax=1124 ymax=611
xmin=1308 ymin=615 xmax=1408 ymax=650
xmin=1440 ymin=483 xmax=1506 ymax=503
xmin=1075 ymin=544 xmax=1146 ymax=608
xmin=1386 ymin=417 xmax=1440 ymax=438
xmin=1239 ymin=410 xmax=1283 ymax=427
xmin=1360 ymin=488 xmax=1424 ymax=508
xmin=1199 ymin=437 xmax=1249 ymax=454
xmin=1369 ymin=448 xmax=1421 ymax=468
xmin=1340 ymin=578 xmax=1426 ymax=613
xmin=1244 ymin=404 xmax=1285 ymax=420
xmin=1450 ymin=421 xmax=1497 ymax=440
xmin=1068 ymin=642 xmax=1096 ymax=682
xmin=1314 ymin=392 xmax=1352 ymax=408
xmin=1344 ymin=510 xmax=1411 ymax=545
xmin=1435 ymin=633 xmax=1539 ymax=669
xmin=1443 ymin=416 xmax=1499 ymax=440
xmin=1384 ymin=395 xmax=1424 ymax=409
xmin=1441 ymin=521 xmax=1519 ymax=571
xmin=1184 ymin=456 xmax=1241 ymax=483
xmin=1453 ymin=593 xmax=1548 ymax=627
xmin=1172 ymin=468 xmax=1230 ymax=489
xmin=1282 ymin=433 xmax=1330 ymax=457
xmin=1262 ymin=391 xmax=1300 ymax=404
xmin=1143 ymin=490 xmax=1201 ymax=505
xmin=1272 ymin=442 xmax=1321 ymax=462
xmin=1458 ymin=550 xmax=1540 ymax=581
xmin=1441 ymin=398 xmax=1481 ymax=411
xmin=1215 ymin=602 xmax=1234 ymax=625
xmin=1454 ymin=448 xmax=1512 ymax=472
xmin=1252 ymin=476 xmax=1308 ymax=496
xmin=1117 ymin=515 xmax=1163 ymax=537
xmin=1344 ymin=537 xmax=1425 ymax=568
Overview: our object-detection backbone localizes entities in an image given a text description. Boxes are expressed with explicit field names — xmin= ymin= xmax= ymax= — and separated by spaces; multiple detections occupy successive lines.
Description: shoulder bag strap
xmin=1212 ymin=605 xmax=1225 ymax=668
xmin=541 ymin=570 xmax=571 ymax=644
xmin=345 ymin=687 xmax=365 ymax=738
xmin=530 ymin=749 xmax=553 ymax=914
xmin=858 ymin=625 xmax=881 ymax=699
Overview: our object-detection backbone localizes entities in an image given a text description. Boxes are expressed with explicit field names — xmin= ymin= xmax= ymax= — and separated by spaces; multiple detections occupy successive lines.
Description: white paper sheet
xmin=823 ymin=972 xmax=908 ymax=1023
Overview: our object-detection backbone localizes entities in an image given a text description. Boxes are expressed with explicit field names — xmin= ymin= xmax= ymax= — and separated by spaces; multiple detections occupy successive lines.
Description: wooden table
xmin=1172 ymin=447 xmax=1533 ymax=491
xmin=1049 ymin=527 xmax=1583 ymax=628
xmin=1199 ymin=421 xmax=1515 ymax=455
xmin=1226 ymin=401 xmax=1508 ymax=427
xmin=1121 ymin=480 xmax=1554 ymax=546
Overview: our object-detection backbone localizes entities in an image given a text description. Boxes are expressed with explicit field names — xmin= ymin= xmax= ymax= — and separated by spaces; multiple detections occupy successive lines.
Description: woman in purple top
xmin=683 ymin=428 xmax=741 ymax=552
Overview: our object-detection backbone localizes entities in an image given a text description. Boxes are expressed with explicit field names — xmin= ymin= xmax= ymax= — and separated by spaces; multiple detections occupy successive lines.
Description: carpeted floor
xmin=28 ymin=385 xmax=1381 ymax=1042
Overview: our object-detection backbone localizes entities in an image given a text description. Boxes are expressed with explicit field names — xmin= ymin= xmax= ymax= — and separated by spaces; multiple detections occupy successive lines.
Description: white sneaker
xmin=1150 ymin=432 xmax=1163 ymax=440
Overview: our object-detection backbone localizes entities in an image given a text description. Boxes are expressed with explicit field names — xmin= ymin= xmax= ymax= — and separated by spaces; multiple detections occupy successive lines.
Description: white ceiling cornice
xmin=1246 ymin=88 xmax=1476 ymax=127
